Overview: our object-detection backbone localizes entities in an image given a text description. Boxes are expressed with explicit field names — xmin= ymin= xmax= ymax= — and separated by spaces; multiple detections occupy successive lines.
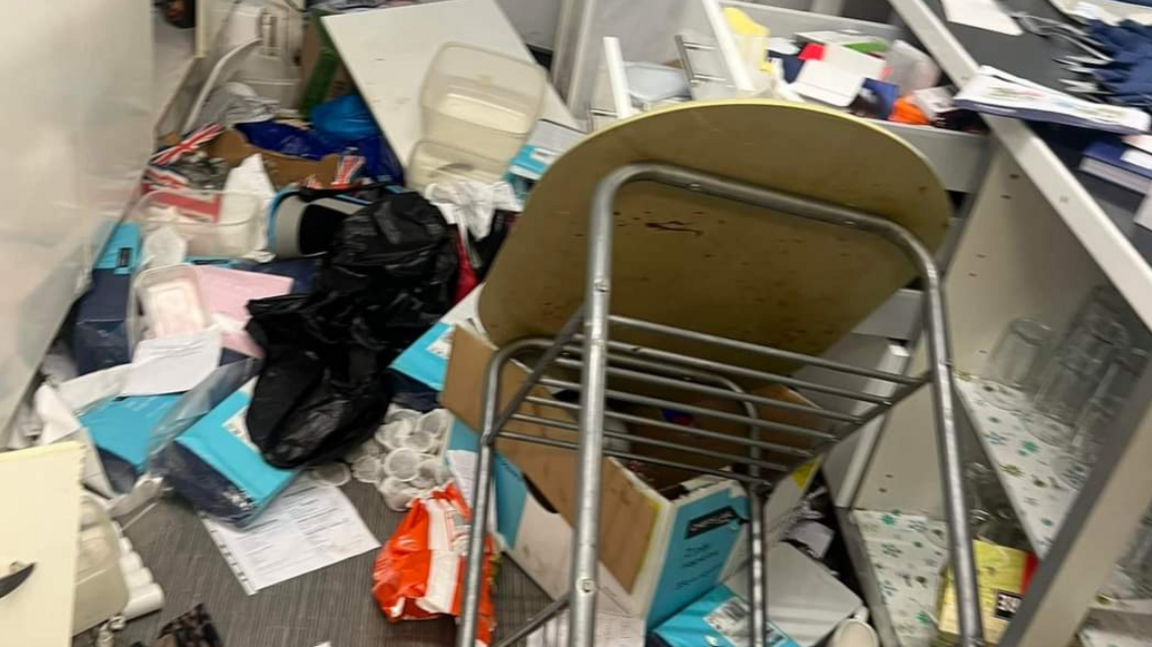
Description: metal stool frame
xmin=455 ymin=162 xmax=984 ymax=647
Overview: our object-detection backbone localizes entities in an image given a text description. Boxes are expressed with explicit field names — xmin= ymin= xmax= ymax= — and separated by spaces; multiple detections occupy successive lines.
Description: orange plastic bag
xmin=372 ymin=482 xmax=496 ymax=646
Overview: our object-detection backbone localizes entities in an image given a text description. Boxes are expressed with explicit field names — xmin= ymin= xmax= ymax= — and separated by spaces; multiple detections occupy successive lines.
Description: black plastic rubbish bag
xmin=245 ymin=192 xmax=458 ymax=468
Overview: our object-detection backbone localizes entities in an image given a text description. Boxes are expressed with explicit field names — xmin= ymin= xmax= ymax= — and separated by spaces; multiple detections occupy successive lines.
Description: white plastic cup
xmin=412 ymin=458 xmax=449 ymax=489
xmin=376 ymin=418 xmax=416 ymax=452
xmin=378 ymin=477 xmax=423 ymax=511
xmin=309 ymin=462 xmax=352 ymax=487
xmin=417 ymin=409 xmax=453 ymax=439
xmin=385 ymin=405 xmax=422 ymax=426
xmin=401 ymin=429 xmax=437 ymax=454
xmin=383 ymin=448 xmax=421 ymax=482
xmin=351 ymin=455 xmax=384 ymax=484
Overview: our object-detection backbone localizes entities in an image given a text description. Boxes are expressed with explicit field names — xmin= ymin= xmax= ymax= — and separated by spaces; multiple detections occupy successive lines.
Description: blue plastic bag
xmin=236 ymin=94 xmax=405 ymax=185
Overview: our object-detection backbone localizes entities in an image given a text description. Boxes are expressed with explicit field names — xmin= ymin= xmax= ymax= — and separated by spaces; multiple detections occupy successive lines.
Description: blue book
xmin=1080 ymin=139 xmax=1152 ymax=194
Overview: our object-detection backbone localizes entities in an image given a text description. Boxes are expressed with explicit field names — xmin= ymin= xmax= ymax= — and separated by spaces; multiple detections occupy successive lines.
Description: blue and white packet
xmin=154 ymin=378 xmax=297 ymax=525
xmin=651 ymin=585 xmax=801 ymax=647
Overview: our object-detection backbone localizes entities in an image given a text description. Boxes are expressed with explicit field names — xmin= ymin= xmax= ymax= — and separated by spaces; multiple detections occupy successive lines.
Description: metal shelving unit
xmin=843 ymin=0 xmax=1152 ymax=640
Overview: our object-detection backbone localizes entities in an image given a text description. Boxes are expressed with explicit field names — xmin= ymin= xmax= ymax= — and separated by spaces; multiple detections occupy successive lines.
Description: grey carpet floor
xmin=102 ymin=481 xmax=550 ymax=647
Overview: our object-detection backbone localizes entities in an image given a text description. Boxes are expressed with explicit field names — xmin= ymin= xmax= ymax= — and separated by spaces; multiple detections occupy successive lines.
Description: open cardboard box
xmin=158 ymin=129 xmax=340 ymax=189
xmin=441 ymin=324 xmax=823 ymax=627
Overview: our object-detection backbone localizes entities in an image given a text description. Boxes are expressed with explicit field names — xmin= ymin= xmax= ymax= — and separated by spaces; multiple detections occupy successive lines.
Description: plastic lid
xmin=378 ymin=477 xmax=423 ymax=511
xmin=402 ymin=429 xmax=437 ymax=454
xmin=352 ymin=455 xmax=384 ymax=484
xmin=417 ymin=409 xmax=453 ymax=438
xmin=377 ymin=418 xmax=416 ymax=452
xmin=383 ymin=448 xmax=421 ymax=482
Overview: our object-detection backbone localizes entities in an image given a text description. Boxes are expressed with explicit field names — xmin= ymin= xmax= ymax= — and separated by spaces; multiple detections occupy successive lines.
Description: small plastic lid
xmin=385 ymin=405 xmax=422 ymax=425
xmin=378 ymin=477 xmax=423 ymax=511
xmin=412 ymin=458 xmax=450 ymax=490
xmin=401 ymin=429 xmax=438 ymax=454
xmin=351 ymin=455 xmax=384 ymax=484
xmin=417 ymin=409 xmax=453 ymax=438
xmin=383 ymin=448 xmax=422 ymax=482
xmin=308 ymin=462 xmax=352 ymax=487
xmin=376 ymin=418 xmax=416 ymax=452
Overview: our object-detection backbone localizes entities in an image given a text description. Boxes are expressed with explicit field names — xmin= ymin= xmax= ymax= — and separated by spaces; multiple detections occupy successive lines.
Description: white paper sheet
xmin=941 ymin=0 xmax=1023 ymax=35
xmin=201 ymin=476 xmax=380 ymax=595
xmin=823 ymin=44 xmax=886 ymax=79
xmin=1125 ymin=133 xmax=1152 ymax=154
xmin=57 ymin=365 xmax=131 ymax=413
xmin=33 ymin=384 xmax=116 ymax=497
xmin=792 ymin=60 xmax=865 ymax=107
xmin=446 ymin=449 xmax=478 ymax=506
xmin=1123 ymin=148 xmax=1152 ymax=170
xmin=526 ymin=610 xmax=645 ymax=647
xmin=121 ymin=328 xmax=222 ymax=396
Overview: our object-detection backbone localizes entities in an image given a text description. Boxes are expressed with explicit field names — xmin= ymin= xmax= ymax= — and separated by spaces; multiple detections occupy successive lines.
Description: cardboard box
xmin=159 ymin=129 xmax=340 ymax=189
xmin=440 ymin=325 xmax=821 ymax=627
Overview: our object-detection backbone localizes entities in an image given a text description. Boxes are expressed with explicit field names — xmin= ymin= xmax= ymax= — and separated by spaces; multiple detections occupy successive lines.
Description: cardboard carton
xmin=440 ymin=325 xmax=821 ymax=627
xmin=159 ymin=129 xmax=340 ymax=189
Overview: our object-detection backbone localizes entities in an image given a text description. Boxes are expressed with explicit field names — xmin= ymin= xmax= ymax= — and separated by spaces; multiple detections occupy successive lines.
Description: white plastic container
xmin=378 ymin=477 xmax=423 ymax=511
xmin=407 ymin=140 xmax=507 ymax=192
xmin=133 ymin=189 xmax=263 ymax=258
xmin=376 ymin=417 xmax=417 ymax=452
xmin=73 ymin=497 xmax=129 ymax=634
xmin=352 ymin=455 xmax=385 ymax=484
xmin=420 ymin=43 xmax=546 ymax=164
xmin=416 ymin=408 xmax=453 ymax=439
xmin=135 ymin=265 xmax=214 ymax=338
xmin=383 ymin=448 xmax=422 ymax=482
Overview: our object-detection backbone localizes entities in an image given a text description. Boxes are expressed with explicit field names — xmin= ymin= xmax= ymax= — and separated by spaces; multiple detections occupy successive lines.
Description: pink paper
xmin=196 ymin=266 xmax=294 ymax=357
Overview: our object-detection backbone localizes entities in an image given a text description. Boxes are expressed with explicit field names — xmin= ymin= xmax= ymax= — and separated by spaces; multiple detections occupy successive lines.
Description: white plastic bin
xmin=132 ymin=189 xmax=263 ymax=258
xmin=407 ymin=140 xmax=507 ymax=191
xmin=420 ymin=43 xmax=546 ymax=164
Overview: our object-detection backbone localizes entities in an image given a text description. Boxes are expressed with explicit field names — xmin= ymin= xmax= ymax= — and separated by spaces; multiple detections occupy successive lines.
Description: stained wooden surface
xmin=479 ymin=100 xmax=952 ymax=374
xmin=110 ymin=482 xmax=549 ymax=647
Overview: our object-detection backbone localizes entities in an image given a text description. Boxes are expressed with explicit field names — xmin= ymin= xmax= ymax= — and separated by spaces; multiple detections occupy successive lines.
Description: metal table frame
xmin=455 ymin=162 xmax=984 ymax=647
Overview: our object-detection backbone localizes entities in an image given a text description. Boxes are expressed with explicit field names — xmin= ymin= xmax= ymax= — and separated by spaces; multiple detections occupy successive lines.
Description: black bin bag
xmin=245 ymin=192 xmax=458 ymax=468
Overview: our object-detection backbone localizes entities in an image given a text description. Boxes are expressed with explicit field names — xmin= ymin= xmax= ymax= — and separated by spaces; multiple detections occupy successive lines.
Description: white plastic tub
xmin=132 ymin=189 xmax=263 ymax=258
xmin=407 ymin=140 xmax=507 ymax=191
xmin=420 ymin=43 xmax=546 ymax=163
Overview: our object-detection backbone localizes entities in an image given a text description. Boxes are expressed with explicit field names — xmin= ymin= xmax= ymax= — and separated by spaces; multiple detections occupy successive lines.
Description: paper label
xmin=222 ymin=406 xmax=259 ymax=453
xmin=427 ymin=329 xmax=455 ymax=360
xmin=706 ymin=596 xmax=751 ymax=647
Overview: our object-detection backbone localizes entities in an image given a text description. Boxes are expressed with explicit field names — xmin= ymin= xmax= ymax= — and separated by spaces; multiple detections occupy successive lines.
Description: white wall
xmin=0 ymin=1 xmax=153 ymax=433
xmin=497 ymin=0 xmax=562 ymax=50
